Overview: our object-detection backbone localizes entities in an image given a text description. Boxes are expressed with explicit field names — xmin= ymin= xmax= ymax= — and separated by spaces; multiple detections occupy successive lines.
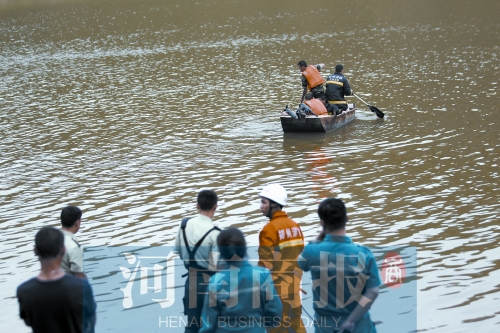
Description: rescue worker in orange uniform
xmin=298 ymin=60 xmax=325 ymax=103
xmin=304 ymin=92 xmax=328 ymax=116
xmin=258 ymin=184 xmax=306 ymax=333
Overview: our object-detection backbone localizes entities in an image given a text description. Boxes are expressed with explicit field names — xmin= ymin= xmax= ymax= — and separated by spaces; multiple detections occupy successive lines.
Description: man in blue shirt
xmin=298 ymin=198 xmax=380 ymax=333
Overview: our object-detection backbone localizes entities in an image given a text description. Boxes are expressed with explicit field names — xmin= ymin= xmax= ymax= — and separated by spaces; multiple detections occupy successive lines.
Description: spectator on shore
xmin=16 ymin=226 xmax=96 ymax=333
xmin=298 ymin=198 xmax=380 ymax=333
xmin=174 ymin=189 xmax=221 ymax=333
xmin=200 ymin=227 xmax=283 ymax=333
xmin=60 ymin=206 xmax=87 ymax=279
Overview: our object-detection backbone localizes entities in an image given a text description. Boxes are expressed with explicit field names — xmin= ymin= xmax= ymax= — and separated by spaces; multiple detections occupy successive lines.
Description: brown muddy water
xmin=1 ymin=0 xmax=499 ymax=332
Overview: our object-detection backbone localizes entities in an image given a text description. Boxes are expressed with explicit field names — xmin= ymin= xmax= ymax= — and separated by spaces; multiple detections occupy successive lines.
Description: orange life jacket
xmin=302 ymin=65 xmax=325 ymax=90
xmin=305 ymin=98 xmax=328 ymax=116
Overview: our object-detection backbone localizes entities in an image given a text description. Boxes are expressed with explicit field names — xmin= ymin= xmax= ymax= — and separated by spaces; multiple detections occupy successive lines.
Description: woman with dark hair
xmin=200 ymin=228 xmax=283 ymax=333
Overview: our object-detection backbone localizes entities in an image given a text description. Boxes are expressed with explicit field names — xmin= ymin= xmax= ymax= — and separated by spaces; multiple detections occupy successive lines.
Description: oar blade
xmin=368 ymin=104 xmax=385 ymax=118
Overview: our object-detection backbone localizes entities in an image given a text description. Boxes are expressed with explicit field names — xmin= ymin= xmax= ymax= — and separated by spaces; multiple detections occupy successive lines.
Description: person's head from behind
xmin=318 ymin=198 xmax=347 ymax=232
xmin=197 ymin=189 xmax=218 ymax=211
xmin=317 ymin=94 xmax=328 ymax=106
xmin=34 ymin=227 xmax=65 ymax=260
xmin=305 ymin=92 xmax=314 ymax=101
xmin=60 ymin=206 xmax=82 ymax=229
xmin=217 ymin=227 xmax=247 ymax=261
xmin=297 ymin=60 xmax=307 ymax=71
xmin=335 ymin=64 xmax=344 ymax=73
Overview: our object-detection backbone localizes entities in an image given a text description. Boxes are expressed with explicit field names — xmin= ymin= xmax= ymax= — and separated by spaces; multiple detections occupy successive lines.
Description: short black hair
xmin=317 ymin=198 xmax=347 ymax=231
xmin=197 ymin=189 xmax=218 ymax=211
xmin=335 ymin=64 xmax=344 ymax=73
xmin=317 ymin=93 xmax=327 ymax=101
xmin=60 ymin=206 xmax=82 ymax=228
xmin=217 ymin=227 xmax=247 ymax=260
xmin=298 ymin=60 xmax=307 ymax=68
xmin=305 ymin=92 xmax=314 ymax=100
xmin=35 ymin=227 xmax=64 ymax=259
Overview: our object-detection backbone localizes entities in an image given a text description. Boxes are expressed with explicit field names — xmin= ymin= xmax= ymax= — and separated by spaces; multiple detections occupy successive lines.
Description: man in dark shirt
xmin=325 ymin=64 xmax=354 ymax=115
xmin=16 ymin=226 xmax=96 ymax=333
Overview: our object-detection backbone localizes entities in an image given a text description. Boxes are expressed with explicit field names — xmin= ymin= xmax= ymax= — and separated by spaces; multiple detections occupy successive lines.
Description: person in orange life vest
xmin=258 ymin=184 xmax=306 ymax=333
xmin=298 ymin=60 xmax=325 ymax=103
xmin=304 ymin=92 xmax=328 ymax=116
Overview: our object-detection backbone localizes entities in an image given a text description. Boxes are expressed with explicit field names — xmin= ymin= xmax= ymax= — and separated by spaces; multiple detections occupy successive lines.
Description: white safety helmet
xmin=259 ymin=184 xmax=288 ymax=206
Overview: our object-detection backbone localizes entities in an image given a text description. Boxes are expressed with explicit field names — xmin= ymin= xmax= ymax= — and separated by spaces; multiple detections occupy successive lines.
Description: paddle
xmin=353 ymin=93 xmax=385 ymax=118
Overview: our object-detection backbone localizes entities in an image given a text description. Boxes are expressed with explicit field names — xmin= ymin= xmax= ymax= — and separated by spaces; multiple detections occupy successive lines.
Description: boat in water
xmin=280 ymin=104 xmax=356 ymax=133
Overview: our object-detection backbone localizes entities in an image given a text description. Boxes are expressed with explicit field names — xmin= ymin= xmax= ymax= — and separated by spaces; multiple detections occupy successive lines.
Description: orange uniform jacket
xmin=258 ymin=211 xmax=305 ymax=333
xmin=302 ymin=65 xmax=325 ymax=90
xmin=305 ymin=98 xmax=328 ymax=116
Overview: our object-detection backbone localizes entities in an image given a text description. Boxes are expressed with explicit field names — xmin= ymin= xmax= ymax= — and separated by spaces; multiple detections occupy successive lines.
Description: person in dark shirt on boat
xmin=298 ymin=60 xmax=325 ymax=103
xmin=16 ymin=226 xmax=96 ymax=333
xmin=325 ymin=64 xmax=353 ymax=115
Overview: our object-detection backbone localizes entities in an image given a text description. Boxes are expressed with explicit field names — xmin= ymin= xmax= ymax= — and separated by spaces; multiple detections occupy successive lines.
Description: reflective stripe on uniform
xmin=325 ymin=80 xmax=344 ymax=86
xmin=278 ymin=239 xmax=305 ymax=249
xmin=328 ymin=100 xmax=348 ymax=104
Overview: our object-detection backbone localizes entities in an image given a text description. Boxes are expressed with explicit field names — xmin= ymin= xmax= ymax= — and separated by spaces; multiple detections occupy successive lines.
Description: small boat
xmin=280 ymin=105 xmax=356 ymax=133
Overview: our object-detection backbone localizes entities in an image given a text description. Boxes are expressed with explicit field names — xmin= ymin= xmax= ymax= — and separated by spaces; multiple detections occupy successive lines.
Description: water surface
xmin=1 ymin=0 xmax=499 ymax=331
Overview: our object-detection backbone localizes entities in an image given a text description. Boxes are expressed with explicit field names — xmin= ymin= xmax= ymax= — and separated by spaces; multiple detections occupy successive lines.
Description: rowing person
xmin=325 ymin=64 xmax=354 ymax=115
xmin=298 ymin=60 xmax=325 ymax=103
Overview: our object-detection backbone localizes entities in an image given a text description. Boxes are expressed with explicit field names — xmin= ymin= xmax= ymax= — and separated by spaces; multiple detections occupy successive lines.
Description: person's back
xmin=60 ymin=206 xmax=87 ymax=279
xmin=174 ymin=189 xmax=220 ymax=333
xmin=325 ymin=64 xmax=353 ymax=114
xmin=17 ymin=275 xmax=95 ymax=333
xmin=299 ymin=238 xmax=378 ymax=314
xmin=304 ymin=94 xmax=328 ymax=116
xmin=174 ymin=215 xmax=219 ymax=271
xmin=200 ymin=228 xmax=282 ymax=333
xmin=298 ymin=60 xmax=325 ymax=102
xmin=16 ymin=227 xmax=96 ymax=333
xmin=298 ymin=198 xmax=380 ymax=333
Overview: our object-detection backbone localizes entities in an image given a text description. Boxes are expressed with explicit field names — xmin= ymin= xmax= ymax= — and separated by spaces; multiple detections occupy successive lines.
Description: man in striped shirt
xmin=258 ymin=184 xmax=306 ymax=333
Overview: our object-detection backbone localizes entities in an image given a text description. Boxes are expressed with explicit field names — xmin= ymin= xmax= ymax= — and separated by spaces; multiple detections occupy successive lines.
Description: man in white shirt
xmin=60 ymin=206 xmax=87 ymax=279
xmin=174 ymin=190 xmax=220 ymax=333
